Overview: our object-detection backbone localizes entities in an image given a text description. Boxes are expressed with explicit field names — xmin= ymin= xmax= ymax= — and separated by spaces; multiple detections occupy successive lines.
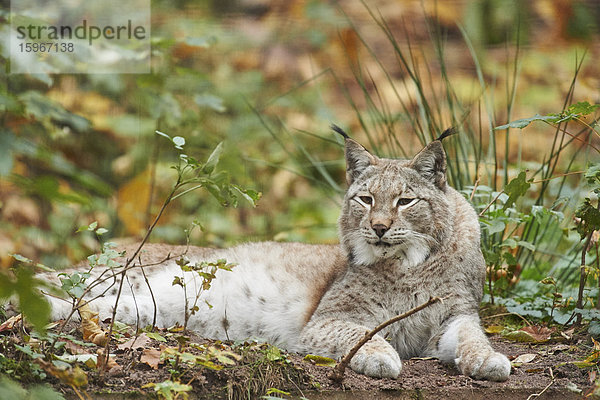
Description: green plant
xmin=0 ymin=259 xmax=52 ymax=334
xmin=144 ymin=379 xmax=192 ymax=400
xmin=162 ymin=344 xmax=239 ymax=377
xmin=172 ymin=257 xmax=235 ymax=331
xmin=262 ymin=2 xmax=600 ymax=335
xmin=0 ymin=375 xmax=65 ymax=400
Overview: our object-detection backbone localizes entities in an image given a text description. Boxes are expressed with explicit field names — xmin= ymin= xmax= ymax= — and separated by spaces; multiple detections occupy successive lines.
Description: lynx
xmin=44 ymin=128 xmax=511 ymax=381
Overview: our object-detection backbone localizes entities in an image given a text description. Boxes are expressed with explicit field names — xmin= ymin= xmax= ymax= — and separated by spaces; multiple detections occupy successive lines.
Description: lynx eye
xmin=358 ymin=196 xmax=373 ymax=206
xmin=396 ymin=198 xmax=417 ymax=207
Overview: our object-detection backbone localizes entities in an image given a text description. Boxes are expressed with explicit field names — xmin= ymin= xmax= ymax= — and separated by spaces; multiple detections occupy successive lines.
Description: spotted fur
xmin=42 ymin=135 xmax=510 ymax=381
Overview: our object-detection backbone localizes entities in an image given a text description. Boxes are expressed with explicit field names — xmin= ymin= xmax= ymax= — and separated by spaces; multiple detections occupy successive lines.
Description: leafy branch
xmin=95 ymin=131 xmax=260 ymax=376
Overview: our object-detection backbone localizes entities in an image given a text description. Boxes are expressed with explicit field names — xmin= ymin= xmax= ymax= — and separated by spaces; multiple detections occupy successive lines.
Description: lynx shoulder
xmin=42 ymin=129 xmax=510 ymax=381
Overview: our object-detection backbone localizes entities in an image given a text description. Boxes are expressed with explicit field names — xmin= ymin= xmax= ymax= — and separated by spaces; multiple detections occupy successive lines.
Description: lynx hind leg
xmin=437 ymin=315 xmax=511 ymax=381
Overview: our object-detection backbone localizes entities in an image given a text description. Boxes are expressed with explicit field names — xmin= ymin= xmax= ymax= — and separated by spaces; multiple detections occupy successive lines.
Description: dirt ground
xmin=19 ymin=323 xmax=595 ymax=400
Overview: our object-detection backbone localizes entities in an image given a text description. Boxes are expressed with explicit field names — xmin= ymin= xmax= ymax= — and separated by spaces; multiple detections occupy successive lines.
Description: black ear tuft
xmin=436 ymin=127 xmax=456 ymax=142
xmin=331 ymin=124 xmax=350 ymax=139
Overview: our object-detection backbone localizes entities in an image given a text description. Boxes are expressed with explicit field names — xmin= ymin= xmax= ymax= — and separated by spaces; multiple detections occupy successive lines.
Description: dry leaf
xmin=79 ymin=303 xmax=108 ymax=346
xmin=512 ymin=353 xmax=537 ymax=365
xmin=140 ymin=348 xmax=162 ymax=369
xmin=561 ymin=327 xmax=575 ymax=341
xmin=549 ymin=344 xmax=570 ymax=354
xmin=35 ymin=359 xmax=88 ymax=387
xmin=0 ymin=314 xmax=22 ymax=332
xmin=525 ymin=367 xmax=545 ymax=373
xmin=592 ymin=337 xmax=600 ymax=351
xmin=504 ymin=325 xmax=553 ymax=343
xmin=521 ymin=325 xmax=554 ymax=342
xmin=65 ymin=340 xmax=90 ymax=355
xmin=117 ymin=333 xmax=151 ymax=351
xmin=97 ymin=349 xmax=121 ymax=374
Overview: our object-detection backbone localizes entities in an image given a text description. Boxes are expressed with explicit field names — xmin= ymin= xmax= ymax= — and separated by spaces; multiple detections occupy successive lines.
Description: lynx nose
xmin=372 ymin=224 xmax=389 ymax=238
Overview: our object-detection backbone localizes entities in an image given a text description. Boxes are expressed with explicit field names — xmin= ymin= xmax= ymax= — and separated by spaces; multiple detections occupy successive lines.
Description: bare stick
xmin=140 ymin=265 xmax=158 ymax=328
xmin=526 ymin=367 xmax=554 ymax=400
xmin=329 ymin=295 xmax=446 ymax=383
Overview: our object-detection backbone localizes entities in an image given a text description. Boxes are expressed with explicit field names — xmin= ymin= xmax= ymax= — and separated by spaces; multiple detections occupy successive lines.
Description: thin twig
xmin=526 ymin=367 xmax=554 ymax=400
xmin=479 ymin=190 xmax=505 ymax=217
xmin=140 ymin=265 xmax=158 ymax=328
xmin=575 ymin=230 xmax=594 ymax=325
xmin=469 ymin=176 xmax=480 ymax=202
xmin=329 ymin=295 xmax=448 ymax=382
xmin=481 ymin=312 xmax=532 ymax=326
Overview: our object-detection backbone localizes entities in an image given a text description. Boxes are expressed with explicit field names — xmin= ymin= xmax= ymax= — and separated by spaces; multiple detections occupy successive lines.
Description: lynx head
xmin=337 ymin=131 xmax=454 ymax=267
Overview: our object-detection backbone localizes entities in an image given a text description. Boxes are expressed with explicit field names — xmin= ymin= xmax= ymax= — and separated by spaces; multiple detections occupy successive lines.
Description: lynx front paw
xmin=350 ymin=344 xmax=402 ymax=379
xmin=458 ymin=350 xmax=511 ymax=382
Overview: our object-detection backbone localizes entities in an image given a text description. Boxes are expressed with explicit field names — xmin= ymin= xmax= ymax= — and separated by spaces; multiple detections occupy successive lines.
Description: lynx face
xmin=339 ymin=140 xmax=453 ymax=266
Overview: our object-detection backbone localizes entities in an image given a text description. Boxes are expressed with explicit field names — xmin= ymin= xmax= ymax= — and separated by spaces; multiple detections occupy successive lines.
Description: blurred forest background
xmin=1 ymin=0 xmax=600 ymax=321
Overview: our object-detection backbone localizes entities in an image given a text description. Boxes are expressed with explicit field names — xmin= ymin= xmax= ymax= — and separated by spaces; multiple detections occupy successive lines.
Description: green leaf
xmin=589 ymin=320 xmax=600 ymax=338
xmin=303 ymin=354 xmax=337 ymax=367
xmin=14 ymin=268 xmax=51 ymax=333
xmin=517 ymin=240 xmax=535 ymax=252
xmin=151 ymin=380 xmax=192 ymax=400
xmin=203 ymin=142 xmax=224 ymax=175
xmin=205 ymin=183 xmax=227 ymax=206
xmin=230 ymin=185 xmax=261 ymax=207
xmin=0 ymin=376 xmax=28 ymax=400
xmin=172 ymin=136 xmax=186 ymax=149
xmin=567 ymin=101 xmax=600 ymax=116
xmin=12 ymin=254 xmax=33 ymax=263
xmin=494 ymin=114 xmax=561 ymax=130
xmin=584 ymin=163 xmax=600 ymax=185
xmin=574 ymin=198 xmax=600 ymax=239
xmin=503 ymin=330 xmax=540 ymax=343
xmin=264 ymin=346 xmax=284 ymax=362
xmin=503 ymin=171 xmax=531 ymax=210
xmin=27 ymin=385 xmax=67 ymax=400
xmin=155 ymin=130 xmax=171 ymax=140
xmin=503 ymin=252 xmax=517 ymax=266
xmin=265 ymin=387 xmax=292 ymax=396
xmin=484 ymin=219 xmax=505 ymax=234
xmin=146 ymin=332 xmax=167 ymax=342
xmin=495 ymin=102 xmax=599 ymax=130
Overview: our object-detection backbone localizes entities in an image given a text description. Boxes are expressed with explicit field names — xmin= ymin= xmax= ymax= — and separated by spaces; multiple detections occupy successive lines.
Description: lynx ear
xmin=331 ymin=124 xmax=378 ymax=185
xmin=345 ymin=138 xmax=378 ymax=185
xmin=410 ymin=141 xmax=447 ymax=190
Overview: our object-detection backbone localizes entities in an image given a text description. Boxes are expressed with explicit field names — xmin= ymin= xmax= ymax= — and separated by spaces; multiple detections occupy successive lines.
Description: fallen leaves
xmin=0 ymin=313 xmax=22 ymax=332
xmin=303 ymin=354 xmax=337 ymax=367
xmin=79 ymin=303 xmax=108 ymax=346
xmin=512 ymin=353 xmax=537 ymax=367
xmin=504 ymin=325 xmax=555 ymax=343
xmin=97 ymin=349 xmax=121 ymax=374
xmin=35 ymin=358 xmax=88 ymax=388
xmin=117 ymin=332 xmax=152 ymax=351
xmin=141 ymin=348 xmax=162 ymax=370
